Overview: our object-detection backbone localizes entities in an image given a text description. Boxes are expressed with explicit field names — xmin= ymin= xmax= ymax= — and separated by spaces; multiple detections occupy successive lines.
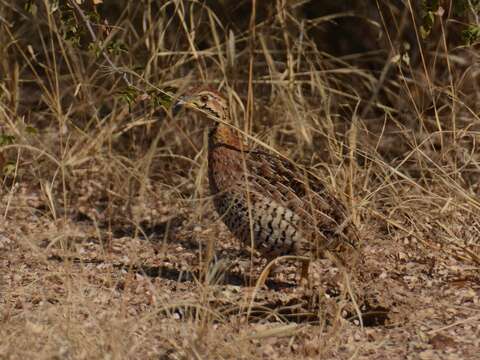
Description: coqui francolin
xmin=174 ymin=87 xmax=359 ymax=284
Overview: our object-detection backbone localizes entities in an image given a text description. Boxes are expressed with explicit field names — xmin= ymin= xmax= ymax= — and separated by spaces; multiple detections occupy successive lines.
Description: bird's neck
xmin=207 ymin=114 xmax=247 ymax=195
xmin=208 ymin=115 xmax=244 ymax=150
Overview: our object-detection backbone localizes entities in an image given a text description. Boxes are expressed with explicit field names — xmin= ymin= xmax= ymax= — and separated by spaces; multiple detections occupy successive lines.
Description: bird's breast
xmin=208 ymin=145 xmax=249 ymax=194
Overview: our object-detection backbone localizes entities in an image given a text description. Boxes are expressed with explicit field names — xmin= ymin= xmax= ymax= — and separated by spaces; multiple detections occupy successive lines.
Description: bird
xmin=174 ymin=87 xmax=358 ymax=284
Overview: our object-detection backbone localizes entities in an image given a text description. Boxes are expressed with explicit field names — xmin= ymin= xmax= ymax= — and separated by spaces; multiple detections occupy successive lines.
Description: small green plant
xmin=0 ymin=134 xmax=15 ymax=147
xmin=118 ymin=86 xmax=177 ymax=113
xmin=420 ymin=0 xmax=480 ymax=45
xmin=462 ymin=25 xmax=480 ymax=44
xmin=420 ymin=0 xmax=439 ymax=39
xmin=118 ymin=86 xmax=140 ymax=112
xmin=149 ymin=87 xmax=177 ymax=109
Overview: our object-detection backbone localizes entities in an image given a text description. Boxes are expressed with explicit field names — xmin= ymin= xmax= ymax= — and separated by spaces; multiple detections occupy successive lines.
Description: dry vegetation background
xmin=1 ymin=0 xmax=480 ymax=359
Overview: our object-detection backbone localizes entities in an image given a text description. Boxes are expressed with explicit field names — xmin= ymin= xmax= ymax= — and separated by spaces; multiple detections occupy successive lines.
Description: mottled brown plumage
xmin=175 ymin=88 xmax=358 ymax=280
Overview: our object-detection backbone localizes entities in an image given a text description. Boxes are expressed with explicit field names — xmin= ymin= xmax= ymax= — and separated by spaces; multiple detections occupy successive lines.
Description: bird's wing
xmin=246 ymin=150 xmax=358 ymax=250
xmin=247 ymin=149 xmax=329 ymax=204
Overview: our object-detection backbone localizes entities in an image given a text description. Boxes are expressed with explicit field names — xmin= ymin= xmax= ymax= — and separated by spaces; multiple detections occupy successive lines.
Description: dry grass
xmin=1 ymin=1 xmax=480 ymax=359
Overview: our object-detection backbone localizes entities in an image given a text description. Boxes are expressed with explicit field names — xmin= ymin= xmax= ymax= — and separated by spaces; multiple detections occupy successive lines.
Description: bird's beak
xmin=172 ymin=95 xmax=193 ymax=116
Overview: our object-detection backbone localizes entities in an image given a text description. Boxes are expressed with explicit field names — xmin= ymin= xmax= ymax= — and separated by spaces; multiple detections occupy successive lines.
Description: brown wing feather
xmin=246 ymin=150 xmax=358 ymax=252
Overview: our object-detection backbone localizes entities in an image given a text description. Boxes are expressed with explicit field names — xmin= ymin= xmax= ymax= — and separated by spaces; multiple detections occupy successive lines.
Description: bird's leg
xmin=299 ymin=258 xmax=311 ymax=288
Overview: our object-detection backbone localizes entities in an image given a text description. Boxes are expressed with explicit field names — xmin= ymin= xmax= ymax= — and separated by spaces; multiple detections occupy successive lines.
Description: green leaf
xmin=462 ymin=25 xmax=480 ymax=45
xmin=0 ymin=134 xmax=15 ymax=146
xmin=25 ymin=0 xmax=37 ymax=16
xmin=106 ymin=40 xmax=128 ymax=55
xmin=420 ymin=10 xmax=435 ymax=39
xmin=149 ymin=87 xmax=177 ymax=108
xmin=3 ymin=163 xmax=16 ymax=177
xmin=25 ymin=126 xmax=38 ymax=135
xmin=118 ymin=86 xmax=140 ymax=112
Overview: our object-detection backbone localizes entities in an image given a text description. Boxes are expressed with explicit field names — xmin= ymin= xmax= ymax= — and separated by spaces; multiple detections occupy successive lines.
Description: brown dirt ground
xmin=1 ymin=180 xmax=479 ymax=359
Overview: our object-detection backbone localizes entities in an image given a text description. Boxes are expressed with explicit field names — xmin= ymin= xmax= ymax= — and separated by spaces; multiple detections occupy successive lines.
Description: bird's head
xmin=173 ymin=88 xmax=228 ymax=120
xmin=173 ymin=87 xmax=242 ymax=147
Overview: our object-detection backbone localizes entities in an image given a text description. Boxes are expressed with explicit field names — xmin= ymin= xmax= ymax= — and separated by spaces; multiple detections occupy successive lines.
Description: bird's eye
xmin=200 ymin=95 xmax=209 ymax=102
